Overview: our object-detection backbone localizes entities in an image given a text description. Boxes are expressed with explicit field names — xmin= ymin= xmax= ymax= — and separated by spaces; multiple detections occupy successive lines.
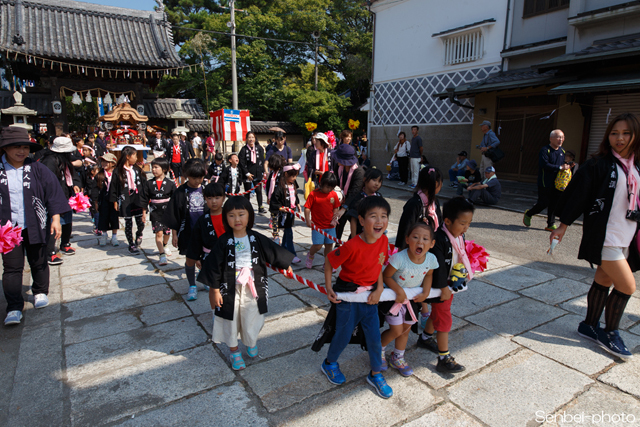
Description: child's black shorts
xmin=152 ymin=221 xmax=171 ymax=234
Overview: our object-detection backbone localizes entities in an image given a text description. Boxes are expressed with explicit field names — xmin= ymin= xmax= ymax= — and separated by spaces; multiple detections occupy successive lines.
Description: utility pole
xmin=230 ymin=0 xmax=238 ymax=110
xmin=312 ymin=31 xmax=320 ymax=91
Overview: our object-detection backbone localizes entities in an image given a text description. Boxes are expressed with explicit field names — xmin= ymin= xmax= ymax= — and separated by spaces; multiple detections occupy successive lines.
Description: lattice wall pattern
xmin=372 ymin=65 xmax=501 ymax=125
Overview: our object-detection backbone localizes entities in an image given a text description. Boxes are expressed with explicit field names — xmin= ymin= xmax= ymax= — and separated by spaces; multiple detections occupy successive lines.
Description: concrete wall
xmin=369 ymin=124 xmax=472 ymax=175
xmin=510 ymin=0 xmax=569 ymax=47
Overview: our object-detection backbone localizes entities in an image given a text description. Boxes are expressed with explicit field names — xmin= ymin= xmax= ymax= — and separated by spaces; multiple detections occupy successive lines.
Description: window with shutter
xmin=523 ymin=0 xmax=569 ymax=18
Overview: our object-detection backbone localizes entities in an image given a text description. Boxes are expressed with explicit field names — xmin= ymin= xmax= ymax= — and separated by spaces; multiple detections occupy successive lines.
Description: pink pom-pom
xmin=326 ymin=130 xmax=336 ymax=149
xmin=465 ymin=240 xmax=489 ymax=273
xmin=69 ymin=193 xmax=92 ymax=212
xmin=0 ymin=221 xmax=23 ymax=254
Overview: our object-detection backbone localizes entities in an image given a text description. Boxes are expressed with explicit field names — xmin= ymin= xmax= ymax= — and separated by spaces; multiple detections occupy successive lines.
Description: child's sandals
xmin=229 ymin=351 xmax=246 ymax=370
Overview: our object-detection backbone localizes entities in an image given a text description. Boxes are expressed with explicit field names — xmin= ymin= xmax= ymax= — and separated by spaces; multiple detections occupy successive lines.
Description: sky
xmin=79 ymin=0 xmax=157 ymax=11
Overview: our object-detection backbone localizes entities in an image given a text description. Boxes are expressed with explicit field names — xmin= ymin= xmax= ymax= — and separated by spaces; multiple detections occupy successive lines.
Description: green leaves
xmin=157 ymin=0 xmax=372 ymax=130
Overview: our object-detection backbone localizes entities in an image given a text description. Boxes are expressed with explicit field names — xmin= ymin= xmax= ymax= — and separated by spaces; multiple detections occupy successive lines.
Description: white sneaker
xmin=34 ymin=294 xmax=49 ymax=309
xmin=164 ymin=246 xmax=172 ymax=257
xmin=159 ymin=254 xmax=168 ymax=266
xmin=111 ymin=235 xmax=119 ymax=246
xmin=99 ymin=235 xmax=107 ymax=246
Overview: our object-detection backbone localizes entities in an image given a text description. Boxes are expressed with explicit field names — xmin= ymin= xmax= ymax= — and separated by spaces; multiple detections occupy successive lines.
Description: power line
xmin=173 ymin=25 xmax=336 ymax=50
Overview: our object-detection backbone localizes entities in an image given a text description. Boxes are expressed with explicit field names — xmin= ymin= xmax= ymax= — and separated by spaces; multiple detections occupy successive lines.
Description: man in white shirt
xmin=192 ymin=132 xmax=202 ymax=160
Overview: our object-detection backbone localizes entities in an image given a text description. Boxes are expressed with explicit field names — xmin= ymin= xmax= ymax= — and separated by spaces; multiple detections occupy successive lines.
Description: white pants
xmin=480 ymin=155 xmax=493 ymax=174
xmin=410 ymin=157 xmax=421 ymax=185
xmin=212 ymin=280 xmax=265 ymax=348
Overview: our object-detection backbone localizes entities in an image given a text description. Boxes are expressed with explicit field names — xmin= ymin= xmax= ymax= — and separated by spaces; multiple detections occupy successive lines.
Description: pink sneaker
xmin=305 ymin=255 xmax=314 ymax=268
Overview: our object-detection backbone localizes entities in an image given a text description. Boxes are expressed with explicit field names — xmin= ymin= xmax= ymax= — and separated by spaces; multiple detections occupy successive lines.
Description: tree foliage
xmin=157 ymin=0 xmax=371 ymax=133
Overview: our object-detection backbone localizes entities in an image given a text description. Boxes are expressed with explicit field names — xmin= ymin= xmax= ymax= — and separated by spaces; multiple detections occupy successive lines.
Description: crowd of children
xmin=4 ymin=118 xmax=637 ymax=402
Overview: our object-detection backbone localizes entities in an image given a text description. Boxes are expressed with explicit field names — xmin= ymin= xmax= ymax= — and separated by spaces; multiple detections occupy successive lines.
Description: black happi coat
xmin=265 ymin=170 xmax=282 ymax=200
xmin=143 ymin=177 xmax=176 ymax=223
xmin=221 ymin=166 xmax=243 ymax=194
xmin=269 ymin=183 xmax=299 ymax=228
xmin=165 ymin=140 xmax=190 ymax=165
xmin=305 ymin=148 xmax=332 ymax=185
xmin=238 ymin=144 xmax=265 ymax=181
xmin=97 ymin=174 xmax=118 ymax=231
xmin=395 ymin=194 xmax=442 ymax=250
xmin=109 ymin=166 xmax=147 ymax=217
xmin=0 ymin=158 xmax=70 ymax=244
xmin=40 ymin=151 xmax=82 ymax=198
xmin=150 ymin=137 xmax=169 ymax=153
xmin=333 ymin=164 xmax=365 ymax=210
xmin=186 ymin=209 xmax=222 ymax=261
xmin=84 ymin=175 xmax=99 ymax=211
xmin=207 ymin=162 xmax=227 ymax=182
xmin=163 ymin=183 xmax=200 ymax=254
xmin=557 ymin=152 xmax=640 ymax=270
xmin=197 ymin=230 xmax=294 ymax=320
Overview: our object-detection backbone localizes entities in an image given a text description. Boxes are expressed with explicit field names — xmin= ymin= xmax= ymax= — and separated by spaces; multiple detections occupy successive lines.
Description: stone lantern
xmin=170 ymin=99 xmax=192 ymax=134
xmin=1 ymin=91 xmax=37 ymax=130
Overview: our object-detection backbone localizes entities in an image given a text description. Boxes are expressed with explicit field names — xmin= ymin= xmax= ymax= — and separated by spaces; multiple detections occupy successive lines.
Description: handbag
xmin=555 ymin=169 xmax=572 ymax=191
xmin=485 ymin=146 xmax=505 ymax=163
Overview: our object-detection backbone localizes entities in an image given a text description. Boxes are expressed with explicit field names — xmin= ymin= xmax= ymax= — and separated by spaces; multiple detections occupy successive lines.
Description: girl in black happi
xmin=109 ymin=146 xmax=147 ymax=254
xmin=553 ymin=113 xmax=640 ymax=360
xmin=0 ymin=127 xmax=70 ymax=326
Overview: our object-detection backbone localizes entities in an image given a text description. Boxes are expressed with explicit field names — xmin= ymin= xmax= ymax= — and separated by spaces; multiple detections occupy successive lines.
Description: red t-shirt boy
xmin=321 ymin=196 xmax=394 ymax=399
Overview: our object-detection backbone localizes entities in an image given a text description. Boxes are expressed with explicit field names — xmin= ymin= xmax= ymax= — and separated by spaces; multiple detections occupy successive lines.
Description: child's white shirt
xmin=389 ymin=249 xmax=439 ymax=288
xmin=235 ymin=235 xmax=252 ymax=268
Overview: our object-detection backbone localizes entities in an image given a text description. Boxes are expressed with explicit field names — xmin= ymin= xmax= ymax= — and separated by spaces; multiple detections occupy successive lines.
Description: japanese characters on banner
xmin=210 ymin=109 xmax=251 ymax=141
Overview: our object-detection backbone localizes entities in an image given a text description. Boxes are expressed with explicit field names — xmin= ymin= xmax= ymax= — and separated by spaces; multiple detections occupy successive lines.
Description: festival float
xmin=98 ymin=101 xmax=151 ymax=169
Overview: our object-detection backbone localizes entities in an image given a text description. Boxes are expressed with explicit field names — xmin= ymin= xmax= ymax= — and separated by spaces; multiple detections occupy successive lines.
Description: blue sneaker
xmin=367 ymin=371 xmax=393 ymax=399
xmin=187 ymin=286 xmax=198 ymax=301
xmin=4 ymin=310 xmax=22 ymax=326
xmin=321 ymin=359 xmax=345 ymax=385
xmin=247 ymin=345 xmax=258 ymax=358
xmin=597 ymin=329 xmax=632 ymax=360
xmin=380 ymin=350 xmax=388 ymax=371
xmin=229 ymin=351 xmax=246 ymax=370
xmin=577 ymin=321 xmax=600 ymax=343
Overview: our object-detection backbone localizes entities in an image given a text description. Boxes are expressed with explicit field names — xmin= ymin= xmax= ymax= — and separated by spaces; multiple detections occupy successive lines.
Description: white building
xmin=367 ymin=0 xmax=508 ymax=171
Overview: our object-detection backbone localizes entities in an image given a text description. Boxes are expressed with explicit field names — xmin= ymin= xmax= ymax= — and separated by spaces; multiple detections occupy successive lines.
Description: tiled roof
xmin=187 ymin=119 xmax=209 ymax=133
xmin=143 ymin=98 xmax=207 ymax=120
xmin=576 ymin=33 xmax=640 ymax=56
xmin=250 ymin=121 xmax=301 ymax=134
xmin=0 ymin=0 xmax=182 ymax=68
xmin=433 ymin=69 xmax=561 ymax=98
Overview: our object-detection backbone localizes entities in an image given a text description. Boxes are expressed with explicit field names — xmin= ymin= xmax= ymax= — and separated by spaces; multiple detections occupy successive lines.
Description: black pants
xmin=527 ymin=186 xmax=561 ymax=227
xmin=397 ymin=156 xmax=409 ymax=183
xmin=244 ymin=179 xmax=263 ymax=208
xmin=2 ymin=229 xmax=49 ymax=313
xmin=125 ymin=215 xmax=145 ymax=246
xmin=336 ymin=211 xmax=349 ymax=241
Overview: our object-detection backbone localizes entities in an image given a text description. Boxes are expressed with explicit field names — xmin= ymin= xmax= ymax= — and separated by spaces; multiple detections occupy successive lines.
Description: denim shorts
xmin=312 ymin=227 xmax=336 ymax=245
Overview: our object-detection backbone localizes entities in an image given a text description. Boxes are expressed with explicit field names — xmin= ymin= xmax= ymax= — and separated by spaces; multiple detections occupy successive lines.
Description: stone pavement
xmin=2 ymin=195 xmax=640 ymax=426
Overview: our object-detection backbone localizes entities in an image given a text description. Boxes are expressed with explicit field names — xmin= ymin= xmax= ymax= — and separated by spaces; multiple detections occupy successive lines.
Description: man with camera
xmin=523 ymin=129 xmax=569 ymax=231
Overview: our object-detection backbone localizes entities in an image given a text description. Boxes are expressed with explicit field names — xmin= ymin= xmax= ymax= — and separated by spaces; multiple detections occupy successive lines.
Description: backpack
xmin=555 ymin=168 xmax=572 ymax=191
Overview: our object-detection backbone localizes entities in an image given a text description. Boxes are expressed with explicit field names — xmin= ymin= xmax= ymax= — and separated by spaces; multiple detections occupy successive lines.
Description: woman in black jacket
xmin=553 ymin=113 xmax=640 ymax=360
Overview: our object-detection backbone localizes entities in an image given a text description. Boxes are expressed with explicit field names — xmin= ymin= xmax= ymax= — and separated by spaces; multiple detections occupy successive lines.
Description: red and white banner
xmin=210 ymin=109 xmax=251 ymax=141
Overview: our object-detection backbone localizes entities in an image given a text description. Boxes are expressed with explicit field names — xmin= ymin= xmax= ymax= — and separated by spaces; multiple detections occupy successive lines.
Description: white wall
xmin=371 ymin=0 xmax=507 ymax=84
xmin=509 ymin=0 xmax=569 ymax=47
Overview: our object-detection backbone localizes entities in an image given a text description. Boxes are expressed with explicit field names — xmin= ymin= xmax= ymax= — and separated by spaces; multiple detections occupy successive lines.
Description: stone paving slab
xmin=477 ymin=265 xmax=556 ymax=291
xmin=466 ymin=297 xmax=567 ymax=337
xmin=7 ymin=323 xmax=65 ymax=427
xmin=450 ymin=280 xmax=518 ymax=318
xmin=64 ymin=284 xmax=176 ymax=322
xmin=104 ymin=262 xmax=159 ymax=281
xmin=181 ymin=289 xmax=215 ymax=315
xmin=525 ymin=261 xmax=594 ymax=281
xmin=241 ymin=345 xmax=370 ymax=413
xmin=277 ymin=372 xmax=442 ymax=427
xmin=62 ymin=275 xmax=167 ymax=302
xmin=560 ymin=294 xmax=640 ymax=331
xmin=69 ymin=345 xmax=235 ymax=426
xmin=513 ymin=314 xmax=628 ymax=376
xmin=115 ymin=383 xmax=269 ymax=427
xmin=66 ymin=317 xmax=208 ymax=383
xmin=294 ymin=287 xmax=330 ymax=308
xmin=599 ymin=350 xmax=640 ymax=399
xmin=483 ymin=257 xmax=512 ymax=272
xmin=60 ymin=255 xmax=143 ymax=276
xmin=519 ymin=278 xmax=590 ymax=305
xmin=448 ymin=349 xmax=593 ymax=427
xmin=402 ymin=403 xmax=485 ymax=427
xmin=541 ymin=384 xmax=640 ymax=427
xmin=265 ymin=294 xmax=309 ymax=321
xmin=408 ymin=324 xmax=518 ymax=389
